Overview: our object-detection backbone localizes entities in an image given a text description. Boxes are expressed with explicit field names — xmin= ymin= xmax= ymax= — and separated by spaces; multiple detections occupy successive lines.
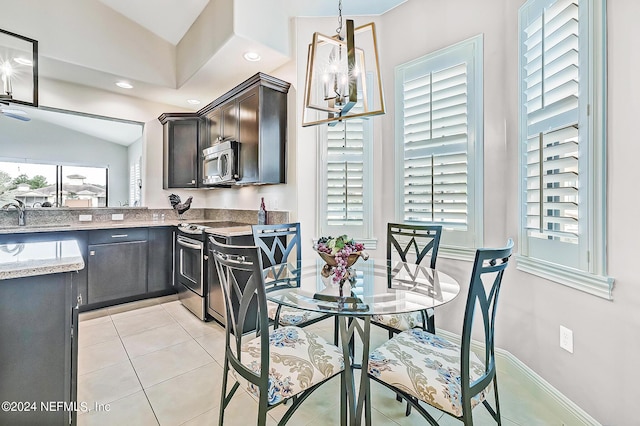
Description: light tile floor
xmin=77 ymin=297 xmax=563 ymax=426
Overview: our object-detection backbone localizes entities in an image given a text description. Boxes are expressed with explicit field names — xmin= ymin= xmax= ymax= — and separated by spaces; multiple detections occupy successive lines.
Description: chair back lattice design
xmin=252 ymin=223 xmax=301 ymax=288
xmin=209 ymin=239 xmax=270 ymax=383
xmin=387 ymin=223 xmax=442 ymax=284
xmin=460 ymin=239 xmax=513 ymax=416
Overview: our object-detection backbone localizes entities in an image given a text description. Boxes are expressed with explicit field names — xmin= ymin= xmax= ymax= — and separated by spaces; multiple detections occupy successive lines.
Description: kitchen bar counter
xmin=0 ymin=219 xmax=253 ymax=237
xmin=0 ymin=240 xmax=85 ymax=280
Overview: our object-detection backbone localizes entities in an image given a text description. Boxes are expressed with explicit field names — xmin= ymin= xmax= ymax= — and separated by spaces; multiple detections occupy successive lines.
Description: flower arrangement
xmin=314 ymin=235 xmax=368 ymax=284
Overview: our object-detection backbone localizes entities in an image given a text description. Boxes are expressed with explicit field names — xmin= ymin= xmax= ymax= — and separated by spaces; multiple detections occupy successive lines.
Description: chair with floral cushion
xmin=253 ymin=223 xmax=333 ymax=331
xmin=209 ymin=238 xmax=345 ymax=426
xmin=371 ymin=223 xmax=443 ymax=338
xmin=367 ymin=239 xmax=514 ymax=425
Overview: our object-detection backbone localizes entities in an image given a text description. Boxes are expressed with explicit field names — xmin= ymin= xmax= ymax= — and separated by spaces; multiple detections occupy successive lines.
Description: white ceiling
xmin=97 ymin=0 xmax=406 ymax=45
xmin=0 ymin=0 xmax=405 ymax=139
xmin=98 ymin=0 xmax=210 ymax=45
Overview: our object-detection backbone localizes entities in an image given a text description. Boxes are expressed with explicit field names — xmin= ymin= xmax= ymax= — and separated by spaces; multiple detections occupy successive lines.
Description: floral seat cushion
xmin=368 ymin=329 xmax=489 ymax=418
xmin=241 ymin=326 xmax=344 ymax=405
xmin=371 ymin=311 xmax=424 ymax=331
xmin=267 ymin=300 xmax=326 ymax=326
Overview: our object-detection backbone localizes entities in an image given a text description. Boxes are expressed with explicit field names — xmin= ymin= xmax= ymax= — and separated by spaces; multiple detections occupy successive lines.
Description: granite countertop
xmin=204 ymin=225 xmax=253 ymax=237
xmin=0 ymin=219 xmax=254 ymax=237
xmin=0 ymin=240 xmax=85 ymax=280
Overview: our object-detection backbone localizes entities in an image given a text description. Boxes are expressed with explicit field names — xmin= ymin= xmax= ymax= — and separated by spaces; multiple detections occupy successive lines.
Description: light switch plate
xmin=111 ymin=214 xmax=124 ymax=221
xmin=79 ymin=214 xmax=92 ymax=222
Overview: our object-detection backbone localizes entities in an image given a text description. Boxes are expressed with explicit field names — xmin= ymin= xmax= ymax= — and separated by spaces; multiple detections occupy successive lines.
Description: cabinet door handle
xmin=111 ymin=234 xmax=128 ymax=238
xmin=191 ymin=179 xmax=196 ymax=184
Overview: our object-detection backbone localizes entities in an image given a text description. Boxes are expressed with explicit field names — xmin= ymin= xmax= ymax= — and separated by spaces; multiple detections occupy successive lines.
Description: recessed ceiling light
xmin=187 ymin=99 xmax=201 ymax=105
xmin=13 ymin=57 xmax=33 ymax=66
xmin=116 ymin=81 xmax=133 ymax=89
xmin=243 ymin=52 xmax=261 ymax=62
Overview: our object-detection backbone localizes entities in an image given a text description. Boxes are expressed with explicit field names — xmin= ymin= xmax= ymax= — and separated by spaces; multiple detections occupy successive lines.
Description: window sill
xmin=516 ymin=255 xmax=614 ymax=300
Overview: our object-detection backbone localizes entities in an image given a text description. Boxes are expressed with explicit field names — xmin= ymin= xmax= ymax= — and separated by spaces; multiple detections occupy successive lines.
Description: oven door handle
xmin=177 ymin=237 xmax=203 ymax=251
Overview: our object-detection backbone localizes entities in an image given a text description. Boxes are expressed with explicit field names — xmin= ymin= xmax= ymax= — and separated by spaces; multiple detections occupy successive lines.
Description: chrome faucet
xmin=2 ymin=199 xmax=26 ymax=226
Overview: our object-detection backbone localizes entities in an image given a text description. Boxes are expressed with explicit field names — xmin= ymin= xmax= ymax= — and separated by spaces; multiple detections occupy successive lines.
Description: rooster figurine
xmin=168 ymin=194 xmax=193 ymax=219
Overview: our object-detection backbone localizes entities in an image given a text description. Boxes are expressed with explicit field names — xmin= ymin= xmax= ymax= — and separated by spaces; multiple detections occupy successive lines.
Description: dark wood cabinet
xmin=87 ymin=229 xmax=148 ymax=304
xmin=0 ymin=271 xmax=78 ymax=425
xmin=162 ymin=73 xmax=290 ymax=188
xmin=221 ymin=98 xmax=238 ymax=142
xmin=160 ymin=113 xmax=200 ymax=189
xmin=207 ymin=107 xmax=222 ymax=146
xmin=147 ymin=226 xmax=174 ymax=293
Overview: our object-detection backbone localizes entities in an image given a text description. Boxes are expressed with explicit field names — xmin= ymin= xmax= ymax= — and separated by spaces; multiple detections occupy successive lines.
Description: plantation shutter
xmin=129 ymin=157 xmax=141 ymax=206
xmin=326 ymin=107 xmax=366 ymax=227
xmin=522 ymin=0 xmax=580 ymax=246
xmin=402 ymin=63 xmax=469 ymax=228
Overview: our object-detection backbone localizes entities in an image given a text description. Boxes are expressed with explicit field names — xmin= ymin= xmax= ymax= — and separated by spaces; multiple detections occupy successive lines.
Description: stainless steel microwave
xmin=202 ymin=140 xmax=239 ymax=185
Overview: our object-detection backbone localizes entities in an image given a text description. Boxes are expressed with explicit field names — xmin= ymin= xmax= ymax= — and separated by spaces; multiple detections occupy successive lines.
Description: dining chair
xmin=367 ymin=239 xmax=514 ymax=425
xmin=371 ymin=223 xmax=443 ymax=338
xmin=252 ymin=223 xmax=333 ymax=331
xmin=209 ymin=238 xmax=345 ymax=426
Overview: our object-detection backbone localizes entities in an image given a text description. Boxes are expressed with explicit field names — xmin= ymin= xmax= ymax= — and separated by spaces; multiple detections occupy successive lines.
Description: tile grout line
xmin=108 ymin=311 xmax=162 ymax=426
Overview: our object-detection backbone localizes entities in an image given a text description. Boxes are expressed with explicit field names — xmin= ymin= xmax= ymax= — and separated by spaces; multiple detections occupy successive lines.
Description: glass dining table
xmin=265 ymin=258 xmax=461 ymax=426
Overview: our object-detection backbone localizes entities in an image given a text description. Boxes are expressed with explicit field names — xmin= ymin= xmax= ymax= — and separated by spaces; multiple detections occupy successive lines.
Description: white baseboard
xmin=437 ymin=329 xmax=601 ymax=426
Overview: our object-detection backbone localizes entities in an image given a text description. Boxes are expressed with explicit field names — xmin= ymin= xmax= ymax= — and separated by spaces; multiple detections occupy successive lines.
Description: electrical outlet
xmin=560 ymin=326 xmax=573 ymax=353
xmin=78 ymin=214 xmax=92 ymax=222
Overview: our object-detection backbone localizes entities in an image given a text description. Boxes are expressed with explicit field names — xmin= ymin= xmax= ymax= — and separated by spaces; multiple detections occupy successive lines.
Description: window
xmin=395 ymin=35 xmax=483 ymax=258
xmin=518 ymin=0 xmax=612 ymax=298
xmin=318 ymin=99 xmax=374 ymax=246
xmin=0 ymin=161 xmax=108 ymax=207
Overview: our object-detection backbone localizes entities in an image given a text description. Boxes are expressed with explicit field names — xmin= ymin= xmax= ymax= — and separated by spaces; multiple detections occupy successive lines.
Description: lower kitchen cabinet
xmin=0 ymin=271 xmax=78 ymax=426
xmin=148 ymin=226 xmax=175 ymax=292
xmin=87 ymin=229 xmax=148 ymax=304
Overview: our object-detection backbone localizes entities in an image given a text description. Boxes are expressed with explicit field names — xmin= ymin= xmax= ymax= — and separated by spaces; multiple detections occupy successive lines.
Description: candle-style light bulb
xmin=1 ymin=62 xmax=13 ymax=96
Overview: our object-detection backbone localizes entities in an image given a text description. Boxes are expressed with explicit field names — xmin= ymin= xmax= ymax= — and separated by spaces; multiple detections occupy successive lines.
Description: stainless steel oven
xmin=202 ymin=140 xmax=239 ymax=185
xmin=175 ymin=234 xmax=206 ymax=320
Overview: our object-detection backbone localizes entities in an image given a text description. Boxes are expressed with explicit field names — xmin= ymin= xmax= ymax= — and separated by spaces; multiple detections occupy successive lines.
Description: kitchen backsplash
xmin=0 ymin=208 xmax=289 ymax=228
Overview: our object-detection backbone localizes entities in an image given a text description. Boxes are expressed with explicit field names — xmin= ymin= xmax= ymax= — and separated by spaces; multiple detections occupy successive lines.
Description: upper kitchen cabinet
xmin=200 ymin=73 xmax=290 ymax=185
xmin=206 ymin=97 xmax=237 ymax=146
xmin=159 ymin=113 xmax=200 ymax=188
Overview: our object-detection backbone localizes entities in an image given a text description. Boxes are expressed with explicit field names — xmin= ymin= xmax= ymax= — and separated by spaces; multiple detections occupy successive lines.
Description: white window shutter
xmin=401 ymin=63 xmax=469 ymax=229
xmin=518 ymin=0 xmax=612 ymax=298
xmin=522 ymin=0 xmax=580 ymax=251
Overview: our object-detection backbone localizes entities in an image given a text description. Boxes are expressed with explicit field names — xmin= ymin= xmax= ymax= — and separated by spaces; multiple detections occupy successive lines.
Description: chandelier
xmin=302 ymin=0 xmax=385 ymax=127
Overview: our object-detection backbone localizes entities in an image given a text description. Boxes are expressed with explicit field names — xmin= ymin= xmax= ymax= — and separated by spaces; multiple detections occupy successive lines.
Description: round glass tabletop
xmin=265 ymin=259 xmax=461 ymax=317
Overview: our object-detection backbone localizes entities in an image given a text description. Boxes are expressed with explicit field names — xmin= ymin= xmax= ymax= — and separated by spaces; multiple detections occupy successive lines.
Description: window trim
xmin=394 ymin=34 xmax=484 ymax=261
xmin=516 ymin=0 xmax=613 ymax=299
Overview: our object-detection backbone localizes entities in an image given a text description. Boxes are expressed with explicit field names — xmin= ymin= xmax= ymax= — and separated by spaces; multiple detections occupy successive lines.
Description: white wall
xmin=499 ymin=0 xmax=640 ymax=423
xmin=293 ymin=0 xmax=635 ymax=423
xmin=373 ymin=0 xmax=633 ymax=423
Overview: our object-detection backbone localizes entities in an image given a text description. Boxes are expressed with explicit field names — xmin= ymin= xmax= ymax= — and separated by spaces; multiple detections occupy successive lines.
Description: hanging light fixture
xmin=0 ymin=28 xmax=38 ymax=107
xmin=302 ymin=0 xmax=385 ymax=127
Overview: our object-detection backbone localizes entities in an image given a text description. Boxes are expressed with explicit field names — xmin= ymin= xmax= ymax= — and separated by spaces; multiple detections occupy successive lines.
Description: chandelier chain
xmin=336 ymin=0 xmax=343 ymax=36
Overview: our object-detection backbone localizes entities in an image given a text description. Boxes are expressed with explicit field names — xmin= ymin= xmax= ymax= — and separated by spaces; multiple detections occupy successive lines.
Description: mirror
xmin=0 ymin=105 xmax=144 ymax=208
xmin=0 ymin=28 xmax=38 ymax=106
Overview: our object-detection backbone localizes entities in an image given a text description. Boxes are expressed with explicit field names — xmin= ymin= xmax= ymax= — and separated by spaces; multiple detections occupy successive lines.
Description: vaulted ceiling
xmin=0 ymin=0 xmax=405 ymax=110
